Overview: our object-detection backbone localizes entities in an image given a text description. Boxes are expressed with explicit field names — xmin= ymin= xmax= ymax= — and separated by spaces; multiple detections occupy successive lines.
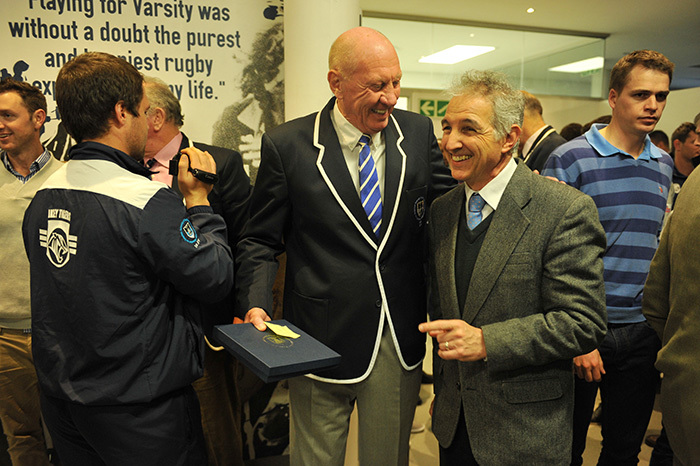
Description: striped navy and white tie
xmin=358 ymin=134 xmax=382 ymax=237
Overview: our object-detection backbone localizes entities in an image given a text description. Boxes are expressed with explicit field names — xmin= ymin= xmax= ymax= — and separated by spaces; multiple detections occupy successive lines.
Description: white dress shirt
xmin=464 ymin=157 xmax=518 ymax=222
xmin=330 ymin=102 xmax=386 ymax=203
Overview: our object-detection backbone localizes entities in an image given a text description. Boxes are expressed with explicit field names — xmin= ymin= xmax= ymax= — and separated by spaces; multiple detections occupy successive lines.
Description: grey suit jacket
xmin=429 ymin=161 xmax=607 ymax=465
xmin=643 ymin=167 xmax=700 ymax=466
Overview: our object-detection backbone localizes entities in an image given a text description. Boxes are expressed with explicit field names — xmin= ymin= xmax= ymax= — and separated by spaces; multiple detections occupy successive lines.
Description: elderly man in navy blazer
xmin=518 ymin=90 xmax=567 ymax=172
xmin=235 ymin=27 xmax=454 ymax=465
xmin=420 ymin=70 xmax=607 ymax=465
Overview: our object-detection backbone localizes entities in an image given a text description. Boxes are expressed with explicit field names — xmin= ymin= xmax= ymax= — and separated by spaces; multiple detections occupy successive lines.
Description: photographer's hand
xmin=178 ymin=147 xmax=216 ymax=209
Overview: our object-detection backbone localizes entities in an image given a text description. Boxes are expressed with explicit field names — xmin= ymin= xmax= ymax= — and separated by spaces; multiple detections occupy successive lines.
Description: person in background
xmin=0 ymin=78 xmax=61 ymax=465
xmin=560 ymin=122 xmax=584 ymax=141
xmin=543 ymin=49 xmax=674 ymax=466
xmin=142 ymin=76 xmax=251 ymax=465
xmin=581 ymin=115 xmax=611 ymax=134
xmin=643 ymin=165 xmax=700 ymax=466
xmin=645 ymin=120 xmax=700 ymax=465
xmin=649 ymin=130 xmax=670 ymax=153
xmin=22 ymin=52 xmax=234 ymax=465
xmin=518 ymin=90 xmax=567 ymax=171
xmin=669 ymin=122 xmax=700 ymax=190
xmin=235 ymin=27 xmax=455 ymax=465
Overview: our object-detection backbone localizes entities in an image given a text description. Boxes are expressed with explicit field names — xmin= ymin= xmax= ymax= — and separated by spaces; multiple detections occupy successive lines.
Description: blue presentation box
xmin=213 ymin=320 xmax=341 ymax=383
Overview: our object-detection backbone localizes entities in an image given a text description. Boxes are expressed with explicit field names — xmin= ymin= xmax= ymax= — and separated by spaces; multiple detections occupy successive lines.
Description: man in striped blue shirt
xmin=543 ymin=50 xmax=674 ymax=466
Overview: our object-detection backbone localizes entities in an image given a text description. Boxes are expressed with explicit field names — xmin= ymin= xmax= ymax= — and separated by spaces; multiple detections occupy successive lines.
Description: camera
xmin=169 ymin=152 xmax=219 ymax=184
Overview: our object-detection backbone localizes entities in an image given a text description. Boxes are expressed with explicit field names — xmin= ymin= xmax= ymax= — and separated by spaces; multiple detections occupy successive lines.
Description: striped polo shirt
xmin=542 ymin=124 xmax=673 ymax=324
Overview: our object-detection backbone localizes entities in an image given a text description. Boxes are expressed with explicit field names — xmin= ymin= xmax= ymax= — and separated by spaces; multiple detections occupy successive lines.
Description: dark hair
xmin=560 ymin=123 xmax=583 ymax=141
xmin=0 ymin=78 xmax=47 ymax=114
xmin=609 ymin=50 xmax=674 ymax=93
xmin=649 ymin=130 xmax=669 ymax=148
xmin=582 ymin=115 xmax=612 ymax=133
xmin=672 ymin=122 xmax=696 ymax=145
xmin=56 ymin=52 xmax=143 ymax=142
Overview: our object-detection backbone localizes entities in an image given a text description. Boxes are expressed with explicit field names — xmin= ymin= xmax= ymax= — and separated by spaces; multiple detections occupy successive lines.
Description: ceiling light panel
xmin=419 ymin=45 xmax=495 ymax=65
xmin=549 ymin=56 xmax=604 ymax=73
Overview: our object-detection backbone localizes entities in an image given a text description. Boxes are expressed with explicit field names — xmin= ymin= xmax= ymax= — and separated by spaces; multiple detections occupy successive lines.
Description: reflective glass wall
xmin=362 ymin=16 xmax=607 ymax=99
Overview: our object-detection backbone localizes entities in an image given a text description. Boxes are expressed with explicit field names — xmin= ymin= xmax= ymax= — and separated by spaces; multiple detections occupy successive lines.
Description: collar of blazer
xmin=523 ymin=125 xmax=556 ymax=162
xmin=437 ymin=161 xmax=533 ymax=323
xmin=313 ymin=97 xmax=406 ymax=252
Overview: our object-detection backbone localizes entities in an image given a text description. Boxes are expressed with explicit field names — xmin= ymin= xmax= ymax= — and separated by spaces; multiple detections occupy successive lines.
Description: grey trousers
xmin=288 ymin=323 xmax=422 ymax=466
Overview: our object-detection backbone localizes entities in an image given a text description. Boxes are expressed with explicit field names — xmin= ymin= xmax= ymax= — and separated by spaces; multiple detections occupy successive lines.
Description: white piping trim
xmin=376 ymin=114 xmax=418 ymax=372
xmin=307 ymin=312 xmax=386 ymax=384
xmin=306 ymin=113 xmax=421 ymax=384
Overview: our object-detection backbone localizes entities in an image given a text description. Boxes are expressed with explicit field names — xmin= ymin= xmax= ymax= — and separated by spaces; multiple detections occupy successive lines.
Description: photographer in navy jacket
xmin=22 ymin=52 xmax=233 ymax=465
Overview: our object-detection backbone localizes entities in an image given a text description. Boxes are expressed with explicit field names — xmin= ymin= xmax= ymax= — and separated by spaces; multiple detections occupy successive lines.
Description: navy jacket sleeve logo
xmin=39 ymin=208 xmax=78 ymax=268
xmin=179 ymin=218 xmax=199 ymax=245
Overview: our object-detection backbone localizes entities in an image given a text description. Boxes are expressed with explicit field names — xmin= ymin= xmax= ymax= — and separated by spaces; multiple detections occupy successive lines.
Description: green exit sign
xmin=419 ymin=99 xmax=435 ymax=116
xmin=419 ymin=99 xmax=450 ymax=117
xmin=436 ymin=100 xmax=449 ymax=116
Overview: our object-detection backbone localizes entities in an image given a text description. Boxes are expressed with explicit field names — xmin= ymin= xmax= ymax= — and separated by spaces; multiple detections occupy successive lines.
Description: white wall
xmin=537 ymin=96 xmax=610 ymax=133
xmin=654 ymin=87 xmax=700 ymax=137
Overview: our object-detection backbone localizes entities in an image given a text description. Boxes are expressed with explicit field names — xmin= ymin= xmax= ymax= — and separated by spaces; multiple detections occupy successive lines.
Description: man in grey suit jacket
xmin=643 ymin=167 xmax=700 ymax=466
xmin=235 ymin=27 xmax=454 ymax=465
xmin=419 ymin=70 xmax=607 ymax=465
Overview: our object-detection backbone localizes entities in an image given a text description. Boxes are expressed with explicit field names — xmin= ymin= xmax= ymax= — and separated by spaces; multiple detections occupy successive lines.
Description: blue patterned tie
xmin=467 ymin=193 xmax=486 ymax=229
xmin=358 ymin=135 xmax=382 ymax=237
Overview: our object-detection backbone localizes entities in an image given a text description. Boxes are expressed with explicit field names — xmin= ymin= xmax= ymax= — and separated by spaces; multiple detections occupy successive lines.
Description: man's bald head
xmin=327 ymin=27 xmax=402 ymax=136
xmin=328 ymin=27 xmax=396 ymax=77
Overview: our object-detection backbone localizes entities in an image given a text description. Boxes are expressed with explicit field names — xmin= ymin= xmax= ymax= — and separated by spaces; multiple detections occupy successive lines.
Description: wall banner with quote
xmin=3 ymin=0 xmax=284 ymax=178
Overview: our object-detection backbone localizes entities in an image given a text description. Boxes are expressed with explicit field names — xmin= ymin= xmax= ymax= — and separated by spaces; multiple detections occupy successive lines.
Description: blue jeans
xmin=571 ymin=322 xmax=661 ymax=466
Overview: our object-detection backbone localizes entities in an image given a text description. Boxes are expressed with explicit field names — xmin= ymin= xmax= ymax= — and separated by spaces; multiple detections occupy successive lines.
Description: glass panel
xmin=362 ymin=16 xmax=606 ymax=98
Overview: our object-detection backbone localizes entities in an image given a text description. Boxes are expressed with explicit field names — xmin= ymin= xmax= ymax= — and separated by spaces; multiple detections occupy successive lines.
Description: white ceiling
xmin=360 ymin=0 xmax=700 ymax=91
